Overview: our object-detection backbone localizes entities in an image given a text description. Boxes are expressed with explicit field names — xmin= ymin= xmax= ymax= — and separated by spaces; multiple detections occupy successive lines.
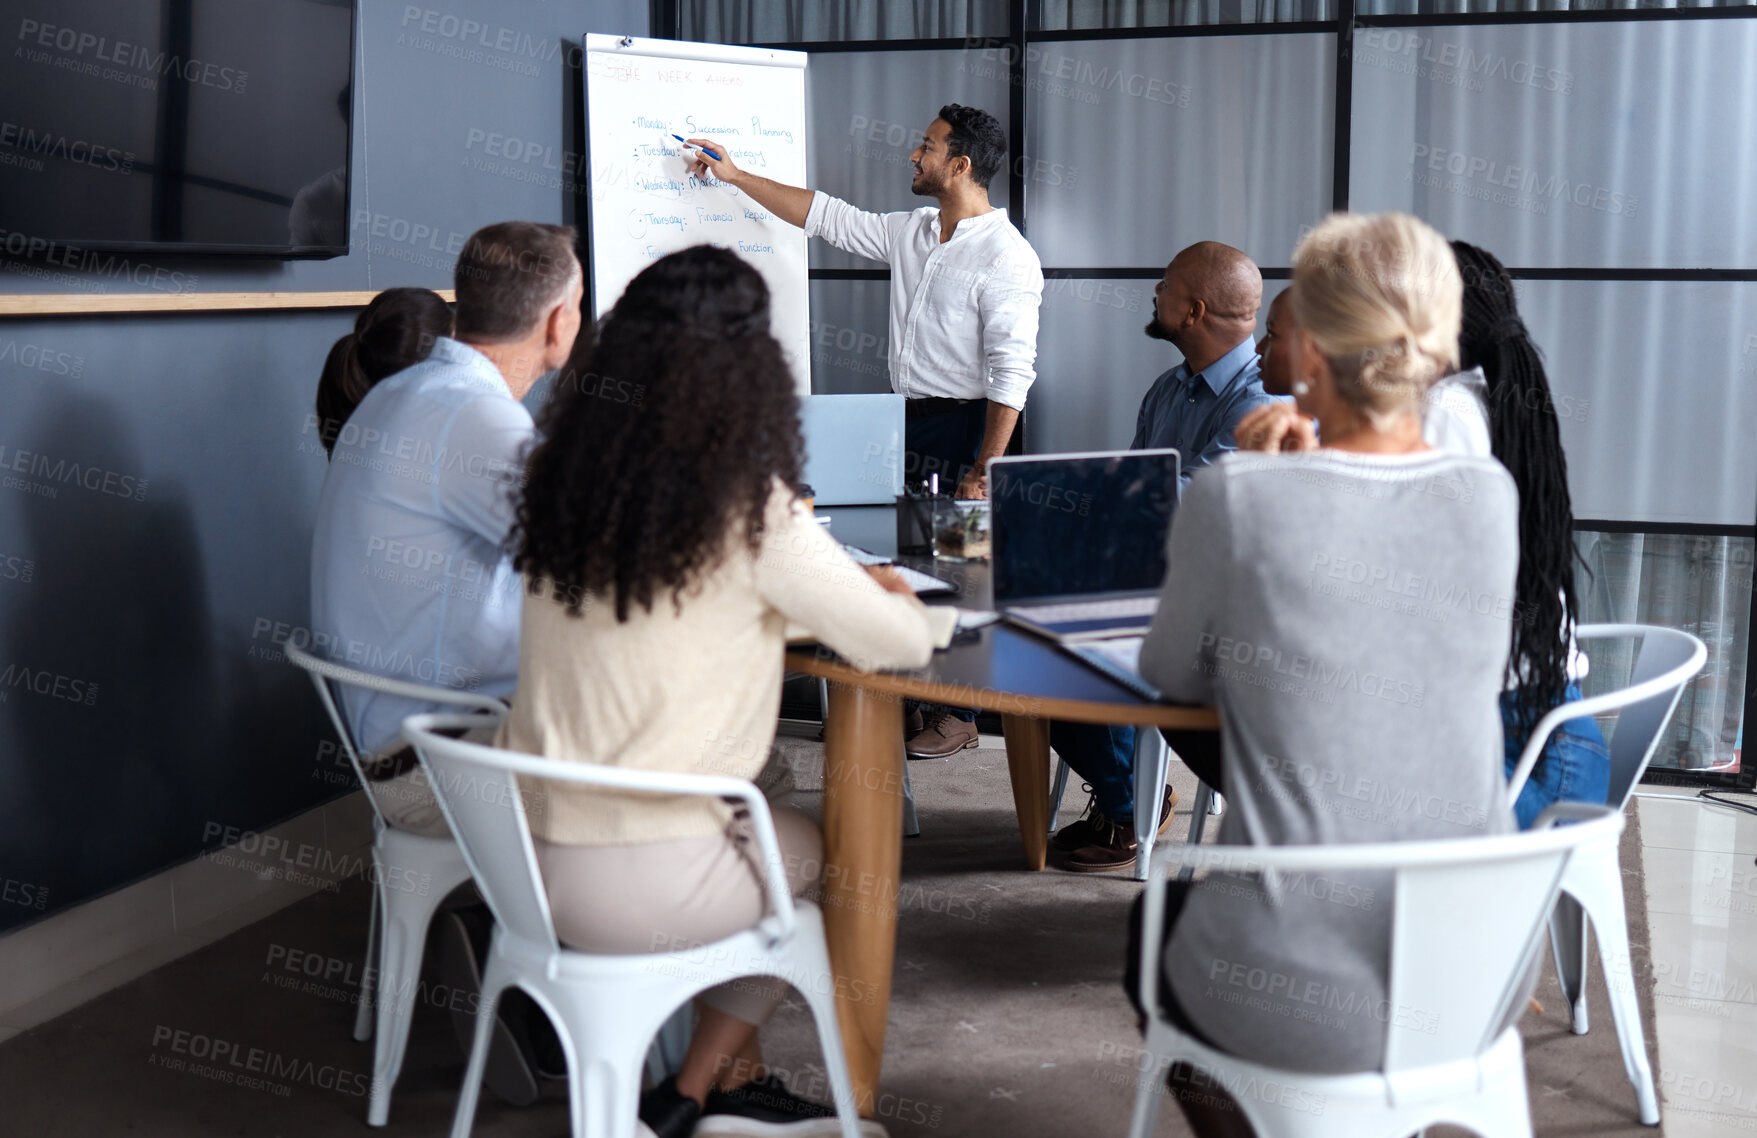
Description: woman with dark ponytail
xmin=1451 ymin=240 xmax=1607 ymax=828
xmin=313 ymin=287 xmax=452 ymax=456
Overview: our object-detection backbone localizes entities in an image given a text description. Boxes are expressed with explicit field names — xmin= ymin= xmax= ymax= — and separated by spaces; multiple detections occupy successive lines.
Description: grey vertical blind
xmin=680 ymin=1 xmax=1007 ymax=40
xmin=803 ymin=49 xmax=1013 ymax=269
xmin=1348 ymin=20 xmax=1757 ymax=269
xmin=1023 ymin=34 xmax=1333 ymax=268
xmin=1037 ymin=0 xmax=1336 ymax=25
xmin=1356 ymin=0 xmax=1754 ymax=13
xmin=1576 ymin=534 xmax=1751 ymax=772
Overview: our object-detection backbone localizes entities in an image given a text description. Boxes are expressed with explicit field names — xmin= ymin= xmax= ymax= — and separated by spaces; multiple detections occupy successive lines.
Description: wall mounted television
xmin=0 ymin=0 xmax=356 ymax=259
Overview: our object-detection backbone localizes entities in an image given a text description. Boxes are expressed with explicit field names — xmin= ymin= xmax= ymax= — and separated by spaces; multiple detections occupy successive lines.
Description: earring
xmin=1292 ymin=380 xmax=1311 ymax=396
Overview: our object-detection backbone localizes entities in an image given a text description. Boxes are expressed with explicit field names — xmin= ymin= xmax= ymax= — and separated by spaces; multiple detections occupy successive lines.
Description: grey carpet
xmin=0 ymin=735 xmax=1662 ymax=1136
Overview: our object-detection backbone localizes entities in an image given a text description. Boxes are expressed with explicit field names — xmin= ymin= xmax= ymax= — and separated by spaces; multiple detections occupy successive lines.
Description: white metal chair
xmin=403 ymin=711 xmax=865 ymax=1138
xmin=1505 ymin=622 xmax=1706 ymax=1127
xmin=285 ymin=641 xmax=508 ymax=1126
xmin=1127 ymin=805 xmax=1624 ymax=1138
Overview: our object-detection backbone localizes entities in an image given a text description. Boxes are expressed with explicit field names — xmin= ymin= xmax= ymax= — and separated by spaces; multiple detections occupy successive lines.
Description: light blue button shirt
xmin=1130 ymin=336 xmax=1276 ymax=491
xmin=310 ymin=337 xmax=530 ymax=754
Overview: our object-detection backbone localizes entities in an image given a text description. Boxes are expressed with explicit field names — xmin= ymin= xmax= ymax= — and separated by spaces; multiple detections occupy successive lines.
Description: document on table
xmin=840 ymin=544 xmax=957 ymax=595
xmin=1064 ymin=636 xmax=1162 ymax=701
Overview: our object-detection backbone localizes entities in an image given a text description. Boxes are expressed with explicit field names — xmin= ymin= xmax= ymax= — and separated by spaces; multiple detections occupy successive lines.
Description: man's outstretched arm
xmin=686 ymin=140 xmax=814 ymax=227
xmin=686 ymin=138 xmax=892 ymax=264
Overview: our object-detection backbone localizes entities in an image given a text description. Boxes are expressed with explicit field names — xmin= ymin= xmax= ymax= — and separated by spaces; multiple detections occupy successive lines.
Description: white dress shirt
xmin=1423 ymin=365 xmax=1492 ymax=457
xmin=310 ymin=337 xmax=530 ymax=754
xmin=803 ymin=192 xmax=1044 ymax=410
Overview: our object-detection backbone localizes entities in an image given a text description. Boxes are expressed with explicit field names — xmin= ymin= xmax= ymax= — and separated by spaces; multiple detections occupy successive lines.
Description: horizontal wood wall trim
xmin=0 ymin=290 xmax=456 ymax=318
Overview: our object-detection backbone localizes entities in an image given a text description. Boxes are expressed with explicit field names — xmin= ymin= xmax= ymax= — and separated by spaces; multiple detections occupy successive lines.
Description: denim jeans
xmin=1049 ymin=721 xmax=1137 ymax=822
xmin=1502 ymin=683 xmax=1610 ymax=830
xmin=906 ymin=700 xmax=978 ymax=725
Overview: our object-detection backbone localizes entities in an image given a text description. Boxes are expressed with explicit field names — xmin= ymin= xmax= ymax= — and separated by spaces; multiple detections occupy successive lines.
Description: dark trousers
xmin=1050 ymin=722 xmax=1138 ymax=820
xmin=904 ymin=398 xmax=987 ymax=490
xmin=905 ymin=398 xmax=986 ymax=726
xmin=1049 ymin=725 xmax=1225 ymax=823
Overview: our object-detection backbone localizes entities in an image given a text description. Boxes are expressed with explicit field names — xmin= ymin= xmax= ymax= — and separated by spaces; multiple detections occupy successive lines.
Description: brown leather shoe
xmin=905 ymin=711 xmax=979 ymax=758
xmin=1153 ymin=786 xmax=1179 ymax=836
xmin=1052 ymin=793 xmax=1111 ymax=852
xmin=1053 ymin=786 xmax=1178 ymax=853
xmin=1065 ymin=817 xmax=1137 ymax=873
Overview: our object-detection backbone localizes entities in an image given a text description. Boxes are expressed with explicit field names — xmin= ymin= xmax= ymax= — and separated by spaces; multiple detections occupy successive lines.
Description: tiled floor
xmin=1635 ymin=790 xmax=1757 ymax=1136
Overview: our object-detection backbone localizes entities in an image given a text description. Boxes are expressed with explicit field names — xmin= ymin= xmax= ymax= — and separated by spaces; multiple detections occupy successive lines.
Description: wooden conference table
xmin=786 ymin=508 xmax=1220 ymax=1115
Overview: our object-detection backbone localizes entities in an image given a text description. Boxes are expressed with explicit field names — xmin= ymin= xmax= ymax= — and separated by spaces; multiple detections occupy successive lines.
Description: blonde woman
xmin=1132 ymin=213 xmax=1521 ymax=1136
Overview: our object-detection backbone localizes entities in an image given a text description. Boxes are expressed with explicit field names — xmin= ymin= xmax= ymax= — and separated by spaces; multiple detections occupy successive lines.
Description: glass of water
xmin=932 ymin=499 xmax=991 ymax=562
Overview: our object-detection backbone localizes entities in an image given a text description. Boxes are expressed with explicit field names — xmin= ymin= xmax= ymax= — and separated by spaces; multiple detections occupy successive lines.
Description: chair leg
xmin=367 ymin=855 xmax=450 ymax=1127
xmin=1570 ymin=857 xmax=1662 ymax=1126
xmin=900 ymin=749 xmax=920 ymax=838
xmin=1049 ymin=758 xmax=1071 ymax=834
xmin=551 ymin=989 xmax=665 ymax=1138
xmin=1126 ymin=1026 xmax=1168 ymax=1138
xmin=1548 ymin=894 xmax=1590 ymax=1036
xmin=1133 ymin=733 xmax=1172 ymax=882
xmin=801 ymin=979 xmax=866 ymax=1138
xmin=1179 ymin=783 xmax=1215 ymax=883
xmin=449 ymin=974 xmax=502 ymax=1138
xmin=354 ymin=883 xmax=381 ymax=1042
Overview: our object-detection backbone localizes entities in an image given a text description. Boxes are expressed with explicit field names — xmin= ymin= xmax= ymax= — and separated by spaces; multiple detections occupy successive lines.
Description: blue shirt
xmin=1130 ymin=336 xmax=1276 ymax=490
xmin=310 ymin=338 xmax=531 ymax=753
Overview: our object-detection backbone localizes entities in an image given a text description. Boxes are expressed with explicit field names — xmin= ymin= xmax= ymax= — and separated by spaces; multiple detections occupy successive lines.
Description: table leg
xmin=1000 ymin=714 xmax=1051 ymax=870
xmin=819 ymin=681 xmax=904 ymax=1117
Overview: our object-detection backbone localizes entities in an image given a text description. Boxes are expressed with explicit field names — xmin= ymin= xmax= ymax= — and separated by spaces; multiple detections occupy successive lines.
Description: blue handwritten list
xmin=585 ymin=37 xmax=810 ymax=392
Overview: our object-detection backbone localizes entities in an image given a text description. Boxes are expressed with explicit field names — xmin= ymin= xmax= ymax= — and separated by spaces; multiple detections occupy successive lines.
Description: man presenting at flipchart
xmin=686 ymin=103 xmax=1044 ymax=503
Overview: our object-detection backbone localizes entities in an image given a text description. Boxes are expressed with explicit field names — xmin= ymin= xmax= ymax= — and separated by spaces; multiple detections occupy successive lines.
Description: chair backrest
xmin=1147 ymin=806 xmax=1621 ymax=1089
xmin=1504 ymin=623 xmax=1707 ymax=808
xmin=402 ymin=712 xmax=801 ymax=957
xmin=800 ymin=393 xmax=905 ymax=505
xmin=1589 ymin=625 xmax=1708 ymax=808
xmin=283 ymin=640 xmax=508 ymax=827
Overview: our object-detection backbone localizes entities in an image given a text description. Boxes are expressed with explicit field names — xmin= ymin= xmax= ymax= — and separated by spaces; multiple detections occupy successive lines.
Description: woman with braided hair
xmin=1451 ymin=240 xmax=1608 ymax=829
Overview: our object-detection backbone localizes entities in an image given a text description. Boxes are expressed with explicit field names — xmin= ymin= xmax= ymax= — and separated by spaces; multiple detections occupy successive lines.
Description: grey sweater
xmin=1139 ymin=448 xmax=1520 ymax=1074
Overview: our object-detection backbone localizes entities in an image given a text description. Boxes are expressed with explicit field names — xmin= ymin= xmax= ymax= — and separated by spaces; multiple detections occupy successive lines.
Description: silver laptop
xmin=989 ymin=449 xmax=1181 ymax=642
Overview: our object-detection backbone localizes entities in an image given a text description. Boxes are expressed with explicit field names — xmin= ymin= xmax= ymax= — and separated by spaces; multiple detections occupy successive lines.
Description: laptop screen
xmin=989 ymin=450 xmax=1182 ymax=603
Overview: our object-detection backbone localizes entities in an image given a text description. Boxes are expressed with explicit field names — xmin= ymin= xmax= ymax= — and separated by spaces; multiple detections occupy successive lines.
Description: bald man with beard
xmin=1131 ymin=241 xmax=1275 ymax=490
xmin=1051 ymin=241 xmax=1273 ymax=873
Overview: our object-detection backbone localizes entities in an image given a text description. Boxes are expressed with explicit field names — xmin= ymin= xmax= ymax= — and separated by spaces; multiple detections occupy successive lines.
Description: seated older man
xmin=1051 ymin=242 xmax=1274 ymax=873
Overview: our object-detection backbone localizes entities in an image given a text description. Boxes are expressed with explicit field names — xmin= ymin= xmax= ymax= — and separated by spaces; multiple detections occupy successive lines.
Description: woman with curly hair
xmin=497 ymin=245 xmax=948 ymax=1138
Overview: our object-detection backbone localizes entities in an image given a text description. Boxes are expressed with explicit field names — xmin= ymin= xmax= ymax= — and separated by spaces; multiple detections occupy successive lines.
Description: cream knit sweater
xmin=497 ymin=479 xmax=953 ymax=845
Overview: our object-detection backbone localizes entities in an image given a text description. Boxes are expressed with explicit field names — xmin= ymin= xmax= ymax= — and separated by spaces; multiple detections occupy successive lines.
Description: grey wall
xmin=0 ymin=0 xmax=647 ymax=934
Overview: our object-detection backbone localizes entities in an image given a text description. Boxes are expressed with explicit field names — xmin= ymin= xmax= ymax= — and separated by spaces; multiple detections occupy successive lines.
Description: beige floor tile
xmin=1647 ymin=911 xmax=1757 ymax=1007
xmin=1637 ymin=795 xmax=1757 ymax=856
xmin=1652 ymin=996 xmax=1757 ymax=1137
xmin=1640 ymin=844 xmax=1757 ymax=919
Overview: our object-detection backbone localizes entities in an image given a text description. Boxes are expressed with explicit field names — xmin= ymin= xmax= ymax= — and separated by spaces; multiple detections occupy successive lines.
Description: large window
xmin=671 ymin=0 xmax=1757 ymax=787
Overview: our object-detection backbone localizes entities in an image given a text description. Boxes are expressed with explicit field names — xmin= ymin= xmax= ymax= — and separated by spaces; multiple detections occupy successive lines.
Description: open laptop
xmin=990 ymin=449 xmax=1181 ymax=642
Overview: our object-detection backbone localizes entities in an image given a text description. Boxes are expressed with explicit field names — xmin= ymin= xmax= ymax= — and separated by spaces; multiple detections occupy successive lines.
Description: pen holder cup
xmin=896 ymin=492 xmax=947 ymax=556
